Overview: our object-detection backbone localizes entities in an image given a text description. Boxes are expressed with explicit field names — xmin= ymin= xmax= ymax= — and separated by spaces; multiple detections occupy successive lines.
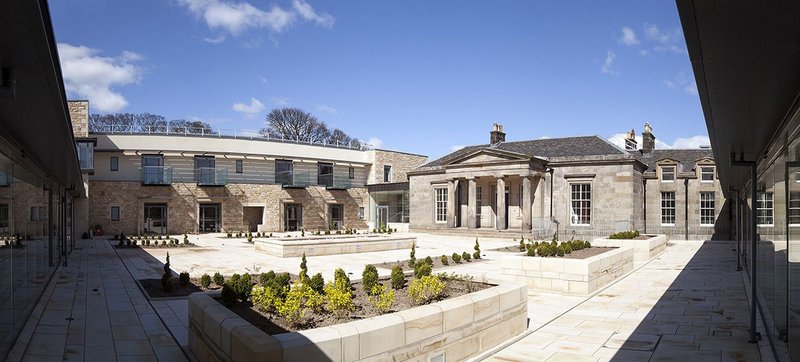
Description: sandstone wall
xmin=369 ymin=150 xmax=427 ymax=184
xmin=67 ymin=100 xmax=89 ymax=138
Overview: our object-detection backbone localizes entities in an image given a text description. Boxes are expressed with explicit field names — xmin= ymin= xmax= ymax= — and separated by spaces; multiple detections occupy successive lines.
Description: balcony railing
xmin=141 ymin=166 xmax=173 ymax=185
xmin=195 ymin=167 xmax=227 ymax=186
xmin=276 ymin=171 xmax=313 ymax=188
xmin=326 ymin=175 xmax=353 ymax=190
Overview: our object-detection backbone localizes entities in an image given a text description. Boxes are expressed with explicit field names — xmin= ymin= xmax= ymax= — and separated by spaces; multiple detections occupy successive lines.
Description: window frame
xmin=275 ymin=159 xmax=293 ymax=184
xmin=30 ymin=206 xmax=43 ymax=221
xmin=699 ymin=191 xmax=715 ymax=226
xmin=110 ymin=156 xmax=119 ymax=172
xmin=660 ymin=191 xmax=676 ymax=226
xmin=476 ymin=186 xmax=482 ymax=219
xmin=348 ymin=167 xmax=355 ymax=180
xmin=317 ymin=162 xmax=334 ymax=187
xmin=111 ymin=206 xmax=120 ymax=221
xmin=789 ymin=191 xmax=800 ymax=227
xmin=235 ymin=160 xmax=243 ymax=174
xmin=383 ymin=165 xmax=393 ymax=183
xmin=76 ymin=140 xmax=95 ymax=171
xmin=660 ymin=165 xmax=676 ymax=183
xmin=756 ymin=192 xmax=774 ymax=226
xmin=700 ymin=166 xmax=715 ymax=183
xmin=569 ymin=183 xmax=591 ymax=226
xmin=434 ymin=187 xmax=448 ymax=224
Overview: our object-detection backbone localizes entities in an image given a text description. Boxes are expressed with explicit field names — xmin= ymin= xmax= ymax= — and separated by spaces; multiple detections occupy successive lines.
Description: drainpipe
xmin=643 ymin=179 xmax=647 ymax=234
xmin=684 ymin=178 xmax=689 ymax=240
xmin=731 ymin=153 xmax=758 ymax=344
xmin=548 ymin=168 xmax=554 ymax=219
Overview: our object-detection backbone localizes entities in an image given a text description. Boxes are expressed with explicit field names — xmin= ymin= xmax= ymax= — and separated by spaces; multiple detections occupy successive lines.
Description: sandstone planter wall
xmin=591 ymin=234 xmax=667 ymax=262
xmin=188 ymin=283 xmax=527 ymax=362
xmin=254 ymin=235 xmax=416 ymax=257
xmin=501 ymin=247 xmax=633 ymax=295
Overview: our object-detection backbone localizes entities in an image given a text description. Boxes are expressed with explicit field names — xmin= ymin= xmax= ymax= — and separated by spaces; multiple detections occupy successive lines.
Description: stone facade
xmin=88 ymin=181 xmax=368 ymax=235
xmin=369 ymin=150 xmax=427 ymax=184
xmin=67 ymin=100 xmax=88 ymax=138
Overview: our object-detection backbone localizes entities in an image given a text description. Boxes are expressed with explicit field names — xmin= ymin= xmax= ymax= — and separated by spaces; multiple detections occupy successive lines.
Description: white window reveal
xmin=700 ymin=166 xmax=715 ymax=182
xmin=661 ymin=191 xmax=675 ymax=225
xmin=756 ymin=192 xmax=774 ymax=226
xmin=434 ymin=187 xmax=448 ymax=223
xmin=661 ymin=165 xmax=676 ymax=182
xmin=570 ymin=183 xmax=591 ymax=225
xmin=700 ymin=191 xmax=715 ymax=226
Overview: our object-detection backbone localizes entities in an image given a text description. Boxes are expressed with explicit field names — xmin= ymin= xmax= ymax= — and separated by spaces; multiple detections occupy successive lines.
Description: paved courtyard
xmin=9 ymin=233 xmax=764 ymax=361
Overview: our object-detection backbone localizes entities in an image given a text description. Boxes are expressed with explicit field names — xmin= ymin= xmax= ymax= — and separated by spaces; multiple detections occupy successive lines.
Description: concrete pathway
xmin=12 ymin=239 xmax=186 ymax=362
xmin=488 ymin=240 xmax=762 ymax=361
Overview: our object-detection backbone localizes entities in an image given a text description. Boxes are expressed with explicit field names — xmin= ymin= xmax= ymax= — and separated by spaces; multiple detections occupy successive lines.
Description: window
xmin=30 ymin=206 xmax=43 ymax=221
xmin=110 ymin=157 xmax=119 ymax=171
xmin=661 ymin=165 xmax=676 ymax=182
xmin=700 ymin=166 xmax=715 ymax=182
xmin=434 ymin=187 xmax=448 ymax=223
xmin=570 ymin=183 xmax=591 ymax=225
xmin=661 ymin=192 xmax=676 ymax=225
xmin=383 ymin=165 xmax=392 ymax=183
xmin=111 ymin=206 xmax=120 ymax=221
xmin=700 ymin=192 xmax=715 ymax=226
xmin=141 ymin=155 xmax=165 ymax=184
xmin=317 ymin=162 xmax=334 ymax=187
xmin=76 ymin=141 xmax=94 ymax=170
xmin=476 ymin=186 xmax=482 ymax=219
xmin=519 ymin=184 xmax=523 ymax=208
xmin=358 ymin=207 xmax=365 ymax=220
xmin=756 ymin=192 xmax=774 ymax=226
xmin=349 ymin=167 xmax=355 ymax=179
xmin=789 ymin=192 xmax=800 ymax=226
xmin=275 ymin=159 xmax=293 ymax=185
xmin=0 ymin=171 xmax=9 ymax=186
xmin=235 ymin=160 xmax=243 ymax=174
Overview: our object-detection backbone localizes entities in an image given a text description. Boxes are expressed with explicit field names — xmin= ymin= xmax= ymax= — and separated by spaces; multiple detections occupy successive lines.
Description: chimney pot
xmin=490 ymin=122 xmax=506 ymax=144
xmin=642 ymin=122 xmax=655 ymax=153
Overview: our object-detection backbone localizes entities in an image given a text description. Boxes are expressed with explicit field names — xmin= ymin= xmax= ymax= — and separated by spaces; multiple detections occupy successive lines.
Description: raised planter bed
xmin=255 ymin=234 xmax=416 ymax=257
xmin=188 ymin=282 xmax=527 ymax=361
xmin=501 ymin=247 xmax=633 ymax=295
xmin=591 ymin=234 xmax=667 ymax=262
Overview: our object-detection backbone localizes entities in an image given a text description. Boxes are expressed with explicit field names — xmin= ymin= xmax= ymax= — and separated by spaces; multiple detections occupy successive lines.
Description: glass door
xmin=376 ymin=206 xmax=388 ymax=230
xmin=199 ymin=204 xmax=221 ymax=232
xmin=143 ymin=204 xmax=167 ymax=234
xmin=284 ymin=204 xmax=302 ymax=231
xmin=329 ymin=204 xmax=343 ymax=230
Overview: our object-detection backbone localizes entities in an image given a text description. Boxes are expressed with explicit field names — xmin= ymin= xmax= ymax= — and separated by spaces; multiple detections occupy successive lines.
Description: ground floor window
xmin=329 ymin=204 xmax=343 ymax=229
xmin=143 ymin=204 xmax=167 ymax=234
xmin=661 ymin=191 xmax=676 ymax=225
xmin=756 ymin=192 xmax=774 ymax=226
xmin=434 ymin=187 xmax=447 ymax=223
xmin=570 ymin=183 xmax=591 ymax=225
xmin=700 ymin=192 xmax=715 ymax=226
xmin=199 ymin=203 xmax=221 ymax=232
xmin=111 ymin=206 xmax=120 ymax=221
xmin=476 ymin=186 xmax=482 ymax=219
xmin=358 ymin=206 xmax=365 ymax=220
xmin=284 ymin=203 xmax=302 ymax=231
xmin=790 ymin=191 xmax=800 ymax=226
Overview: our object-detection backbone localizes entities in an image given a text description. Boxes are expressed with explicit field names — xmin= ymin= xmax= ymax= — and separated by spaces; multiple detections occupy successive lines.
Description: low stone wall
xmin=188 ymin=283 xmax=528 ymax=361
xmin=254 ymin=235 xmax=415 ymax=257
xmin=500 ymin=247 xmax=633 ymax=295
xmin=591 ymin=234 xmax=667 ymax=262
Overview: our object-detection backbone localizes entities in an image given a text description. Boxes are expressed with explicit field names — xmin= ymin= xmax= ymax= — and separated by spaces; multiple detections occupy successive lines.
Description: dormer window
xmin=700 ymin=166 xmax=715 ymax=182
xmin=661 ymin=165 xmax=676 ymax=182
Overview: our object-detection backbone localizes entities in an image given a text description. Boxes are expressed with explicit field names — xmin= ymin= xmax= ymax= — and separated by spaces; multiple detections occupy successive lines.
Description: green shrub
xmin=220 ymin=284 xmax=237 ymax=306
xmin=324 ymin=278 xmax=354 ymax=316
xmin=259 ymin=271 xmax=275 ymax=286
xmin=473 ymin=238 xmax=481 ymax=259
xmin=369 ymin=284 xmax=395 ymax=314
xmin=390 ymin=265 xmax=405 ymax=289
xmin=247 ymin=234 xmax=253 ymax=243
xmin=608 ymin=230 xmax=640 ymax=239
xmin=212 ymin=271 xmax=224 ymax=286
xmin=161 ymin=252 xmax=173 ymax=292
xmin=334 ymin=268 xmax=351 ymax=290
xmin=423 ymin=256 xmax=433 ymax=266
xmin=440 ymin=255 xmax=449 ymax=266
xmin=462 ymin=251 xmax=471 ymax=262
xmin=200 ymin=274 xmax=211 ymax=289
xmin=408 ymin=242 xmax=417 ymax=268
xmin=251 ymin=285 xmax=281 ymax=312
xmin=452 ymin=252 xmax=462 ymax=263
xmin=519 ymin=240 xmax=526 ymax=252
xmin=414 ymin=261 xmax=432 ymax=278
xmin=179 ymin=272 xmax=190 ymax=288
xmin=308 ymin=273 xmax=325 ymax=294
xmin=268 ymin=273 xmax=291 ymax=299
xmin=526 ymin=247 xmax=536 ymax=256
xmin=299 ymin=253 xmax=308 ymax=281
xmin=408 ymin=275 xmax=445 ymax=305
xmin=362 ymin=265 xmax=379 ymax=294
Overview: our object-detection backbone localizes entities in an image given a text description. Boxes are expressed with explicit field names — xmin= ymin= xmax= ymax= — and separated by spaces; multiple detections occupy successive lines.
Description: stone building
xmin=70 ymin=101 xmax=427 ymax=235
xmin=408 ymin=123 xmax=730 ymax=240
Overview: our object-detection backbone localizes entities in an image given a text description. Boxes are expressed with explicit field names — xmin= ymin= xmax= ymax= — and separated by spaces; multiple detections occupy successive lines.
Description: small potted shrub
xmin=452 ymin=252 xmax=461 ymax=263
xmin=179 ymin=272 xmax=190 ymax=288
xmin=391 ymin=265 xmax=405 ymax=289
xmin=462 ymin=251 xmax=471 ymax=262
xmin=440 ymin=255 xmax=449 ymax=266
xmin=200 ymin=274 xmax=211 ymax=289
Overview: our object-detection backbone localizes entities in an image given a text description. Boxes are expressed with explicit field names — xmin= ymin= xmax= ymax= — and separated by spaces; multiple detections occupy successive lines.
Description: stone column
xmin=446 ymin=179 xmax=456 ymax=228
xmin=467 ymin=178 xmax=477 ymax=229
xmin=522 ymin=176 xmax=533 ymax=231
xmin=496 ymin=177 xmax=506 ymax=230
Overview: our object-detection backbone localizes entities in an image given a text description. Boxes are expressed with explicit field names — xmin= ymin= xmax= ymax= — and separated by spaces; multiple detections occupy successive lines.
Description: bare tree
xmin=168 ymin=120 xmax=216 ymax=135
xmin=261 ymin=107 xmax=362 ymax=147
xmin=89 ymin=113 xmax=215 ymax=135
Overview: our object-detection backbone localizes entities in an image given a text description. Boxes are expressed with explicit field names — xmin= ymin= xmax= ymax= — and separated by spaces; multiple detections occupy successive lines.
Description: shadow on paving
xmin=610 ymin=241 xmax=760 ymax=361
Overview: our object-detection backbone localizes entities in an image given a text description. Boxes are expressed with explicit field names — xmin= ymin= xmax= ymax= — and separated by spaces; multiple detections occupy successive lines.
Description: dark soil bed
xmin=140 ymin=278 xmax=204 ymax=298
xmin=225 ymin=277 xmax=492 ymax=334
xmin=374 ymin=255 xmax=487 ymax=272
xmin=558 ymin=246 xmax=616 ymax=259
xmin=632 ymin=235 xmax=655 ymax=240
xmin=490 ymin=246 xmax=526 ymax=253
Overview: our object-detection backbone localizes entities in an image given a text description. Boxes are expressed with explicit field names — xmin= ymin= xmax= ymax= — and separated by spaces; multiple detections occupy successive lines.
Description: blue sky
xmin=50 ymin=0 xmax=707 ymax=159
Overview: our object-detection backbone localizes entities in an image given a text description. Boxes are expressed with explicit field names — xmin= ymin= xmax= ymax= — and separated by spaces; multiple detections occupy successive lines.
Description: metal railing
xmin=90 ymin=124 xmax=372 ymax=150
xmin=276 ymin=170 xmax=313 ymax=188
xmin=194 ymin=167 xmax=227 ymax=186
xmin=141 ymin=166 xmax=173 ymax=185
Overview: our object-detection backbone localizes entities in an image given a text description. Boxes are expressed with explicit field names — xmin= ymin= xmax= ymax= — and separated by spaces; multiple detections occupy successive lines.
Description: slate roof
xmin=632 ymin=148 xmax=715 ymax=173
xmin=422 ymin=136 xmax=628 ymax=167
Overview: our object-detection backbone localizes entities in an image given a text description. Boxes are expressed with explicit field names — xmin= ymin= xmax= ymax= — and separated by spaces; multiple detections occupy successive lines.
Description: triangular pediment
xmin=445 ymin=148 xmax=531 ymax=165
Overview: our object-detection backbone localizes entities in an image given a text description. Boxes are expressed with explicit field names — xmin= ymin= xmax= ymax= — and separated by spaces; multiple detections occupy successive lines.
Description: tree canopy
xmin=89 ymin=113 xmax=216 ymax=135
xmin=260 ymin=107 xmax=362 ymax=148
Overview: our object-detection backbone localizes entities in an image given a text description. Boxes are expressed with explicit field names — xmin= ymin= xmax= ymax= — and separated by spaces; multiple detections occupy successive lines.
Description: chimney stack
xmin=624 ymin=129 xmax=637 ymax=150
xmin=490 ymin=123 xmax=505 ymax=144
xmin=642 ymin=122 xmax=655 ymax=153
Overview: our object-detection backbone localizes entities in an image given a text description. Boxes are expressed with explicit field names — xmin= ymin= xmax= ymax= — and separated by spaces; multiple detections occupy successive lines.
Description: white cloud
xmin=57 ymin=43 xmax=142 ymax=112
xmin=607 ymin=132 xmax=709 ymax=150
xmin=203 ymin=34 xmax=226 ymax=44
xmin=638 ymin=49 xmax=650 ymax=56
xmin=367 ymin=137 xmax=383 ymax=149
xmin=314 ymin=104 xmax=338 ymax=115
xmin=664 ymin=71 xmax=698 ymax=95
xmin=642 ymin=22 xmax=685 ymax=54
xmin=449 ymin=145 xmax=465 ymax=152
xmin=292 ymin=0 xmax=335 ymax=28
xmin=232 ymin=97 xmax=265 ymax=116
xmin=601 ymin=50 xmax=617 ymax=74
xmin=271 ymin=97 xmax=289 ymax=105
xmin=619 ymin=27 xmax=639 ymax=46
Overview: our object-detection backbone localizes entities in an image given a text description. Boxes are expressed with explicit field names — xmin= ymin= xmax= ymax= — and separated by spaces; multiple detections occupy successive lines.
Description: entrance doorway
xmin=242 ymin=206 xmax=264 ymax=232
xmin=376 ymin=205 xmax=388 ymax=230
xmin=329 ymin=204 xmax=343 ymax=230
xmin=284 ymin=204 xmax=302 ymax=231
xmin=143 ymin=204 xmax=167 ymax=234
xmin=199 ymin=203 xmax=221 ymax=232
